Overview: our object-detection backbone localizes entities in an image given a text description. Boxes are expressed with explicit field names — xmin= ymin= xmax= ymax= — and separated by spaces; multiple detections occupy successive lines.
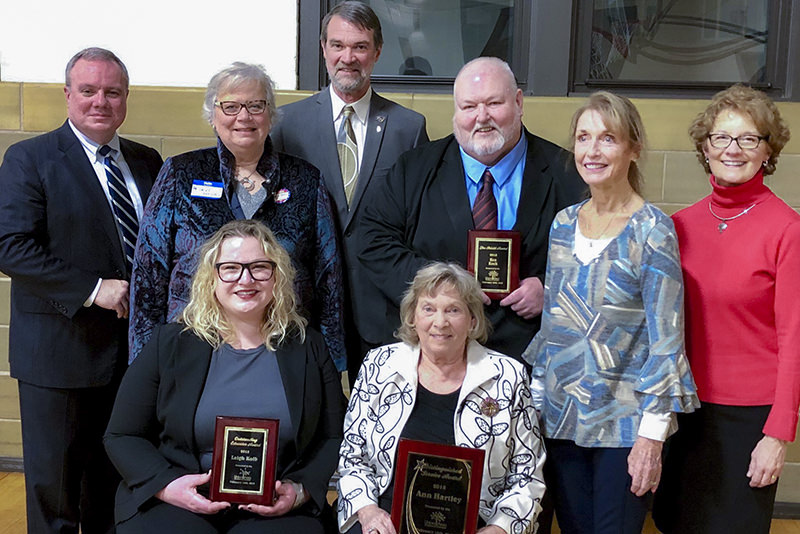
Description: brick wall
xmin=1 ymin=81 xmax=799 ymax=498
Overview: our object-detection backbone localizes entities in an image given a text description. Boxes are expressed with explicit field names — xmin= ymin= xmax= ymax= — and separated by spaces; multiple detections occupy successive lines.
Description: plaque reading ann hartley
xmin=391 ymin=439 xmax=485 ymax=534
xmin=467 ymin=230 xmax=521 ymax=299
xmin=209 ymin=416 xmax=279 ymax=505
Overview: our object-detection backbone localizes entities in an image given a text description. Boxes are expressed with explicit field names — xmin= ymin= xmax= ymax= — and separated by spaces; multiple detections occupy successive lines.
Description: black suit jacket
xmin=0 ymin=121 xmax=162 ymax=387
xmin=104 ymin=323 xmax=346 ymax=522
xmin=359 ymin=129 xmax=586 ymax=358
xmin=271 ymin=89 xmax=429 ymax=344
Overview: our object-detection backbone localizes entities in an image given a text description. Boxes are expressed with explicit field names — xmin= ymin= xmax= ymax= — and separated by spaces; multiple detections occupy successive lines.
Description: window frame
xmin=297 ymin=0 xmax=800 ymax=101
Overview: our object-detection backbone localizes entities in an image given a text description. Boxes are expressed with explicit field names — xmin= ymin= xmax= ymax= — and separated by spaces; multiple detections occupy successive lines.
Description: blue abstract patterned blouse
xmin=129 ymin=138 xmax=345 ymax=369
xmin=523 ymin=201 xmax=698 ymax=447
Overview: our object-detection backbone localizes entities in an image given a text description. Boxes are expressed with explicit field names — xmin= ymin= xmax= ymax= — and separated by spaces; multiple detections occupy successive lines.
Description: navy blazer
xmin=104 ymin=323 xmax=346 ymax=522
xmin=0 ymin=121 xmax=162 ymax=387
xmin=271 ymin=89 xmax=428 ymax=345
xmin=359 ymin=129 xmax=586 ymax=359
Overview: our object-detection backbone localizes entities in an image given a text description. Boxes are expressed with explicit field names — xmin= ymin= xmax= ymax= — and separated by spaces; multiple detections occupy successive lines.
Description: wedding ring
xmin=368 ymin=529 xmax=377 ymax=533
xmin=771 ymin=475 xmax=777 ymax=481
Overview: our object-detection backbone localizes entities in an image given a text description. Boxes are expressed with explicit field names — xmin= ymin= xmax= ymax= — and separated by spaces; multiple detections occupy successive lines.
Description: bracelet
xmin=283 ymin=479 xmax=306 ymax=510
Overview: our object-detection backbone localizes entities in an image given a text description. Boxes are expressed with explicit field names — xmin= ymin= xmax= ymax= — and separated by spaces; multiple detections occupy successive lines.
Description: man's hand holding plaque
xmin=467 ymin=230 xmax=521 ymax=300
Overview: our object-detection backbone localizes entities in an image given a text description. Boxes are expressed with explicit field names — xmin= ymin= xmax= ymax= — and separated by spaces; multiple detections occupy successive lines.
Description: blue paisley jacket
xmin=337 ymin=341 xmax=546 ymax=534
xmin=129 ymin=138 xmax=345 ymax=368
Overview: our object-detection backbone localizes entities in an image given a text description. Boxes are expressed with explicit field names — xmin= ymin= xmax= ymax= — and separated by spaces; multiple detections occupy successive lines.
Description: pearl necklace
xmin=708 ymin=202 xmax=756 ymax=233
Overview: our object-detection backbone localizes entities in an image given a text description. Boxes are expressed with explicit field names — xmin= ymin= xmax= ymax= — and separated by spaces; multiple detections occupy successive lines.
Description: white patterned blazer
xmin=337 ymin=341 xmax=546 ymax=534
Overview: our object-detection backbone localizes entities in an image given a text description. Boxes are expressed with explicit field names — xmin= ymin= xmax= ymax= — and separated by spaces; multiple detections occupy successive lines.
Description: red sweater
xmin=672 ymin=172 xmax=800 ymax=441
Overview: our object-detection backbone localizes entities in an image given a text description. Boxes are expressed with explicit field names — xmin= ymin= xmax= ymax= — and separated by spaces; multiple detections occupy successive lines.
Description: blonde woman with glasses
xmin=106 ymin=220 xmax=345 ymax=534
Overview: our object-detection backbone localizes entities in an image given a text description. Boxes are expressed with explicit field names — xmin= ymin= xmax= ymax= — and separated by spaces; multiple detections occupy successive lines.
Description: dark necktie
xmin=472 ymin=168 xmax=498 ymax=230
xmin=98 ymin=145 xmax=138 ymax=272
xmin=337 ymin=105 xmax=359 ymax=206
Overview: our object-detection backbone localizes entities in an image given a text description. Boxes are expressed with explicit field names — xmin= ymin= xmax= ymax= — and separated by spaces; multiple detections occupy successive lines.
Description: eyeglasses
xmin=215 ymin=261 xmax=277 ymax=283
xmin=708 ymin=133 xmax=768 ymax=150
xmin=215 ymin=100 xmax=268 ymax=116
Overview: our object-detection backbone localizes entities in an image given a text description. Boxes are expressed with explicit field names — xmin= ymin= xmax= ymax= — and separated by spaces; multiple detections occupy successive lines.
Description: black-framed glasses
xmin=215 ymin=261 xmax=276 ymax=283
xmin=708 ymin=133 xmax=768 ymax=150
xmin=215 ymin=100 xmax=268 ymax=116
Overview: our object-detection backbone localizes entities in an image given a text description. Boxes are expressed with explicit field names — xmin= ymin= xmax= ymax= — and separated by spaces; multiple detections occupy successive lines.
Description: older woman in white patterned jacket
xmin=336 ymin=262 xmax=546 ymax=534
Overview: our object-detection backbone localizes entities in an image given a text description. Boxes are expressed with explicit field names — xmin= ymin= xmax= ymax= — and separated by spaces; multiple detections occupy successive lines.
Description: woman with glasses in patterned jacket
xmin=129 ymin=62 xmax=345 ymax=373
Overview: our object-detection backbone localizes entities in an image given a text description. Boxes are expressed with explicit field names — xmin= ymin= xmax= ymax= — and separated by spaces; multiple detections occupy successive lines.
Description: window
xmin=298 ymin=0 xmax=800 ymax=100
xmin=300 ymin=0 xmax=531 ymax=92
xmin=571 ymin=0 xmax=796 ymax=97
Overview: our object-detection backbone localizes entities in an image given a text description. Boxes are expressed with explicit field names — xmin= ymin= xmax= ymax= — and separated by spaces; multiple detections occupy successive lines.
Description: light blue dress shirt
xmin=460 ymin=134 xmax=527 ymax=231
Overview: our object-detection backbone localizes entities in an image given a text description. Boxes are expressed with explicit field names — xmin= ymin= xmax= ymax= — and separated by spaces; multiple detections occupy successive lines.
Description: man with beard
xmin=272 ymin=1 xmax=428 ymax=383
xmin=358 ymin=57 xmax=585 ymax=363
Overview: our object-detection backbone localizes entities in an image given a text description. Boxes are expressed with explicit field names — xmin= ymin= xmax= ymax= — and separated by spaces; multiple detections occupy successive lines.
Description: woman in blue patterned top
xmin=522 ymin=92 xmax=698 ymax=534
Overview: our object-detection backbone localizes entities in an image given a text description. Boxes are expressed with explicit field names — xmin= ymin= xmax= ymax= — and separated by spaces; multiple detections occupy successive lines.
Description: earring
xmin=705 ymin=157 xmax=709 ymax=164
xmin=762 ymin=161 xmax=768 ymax=167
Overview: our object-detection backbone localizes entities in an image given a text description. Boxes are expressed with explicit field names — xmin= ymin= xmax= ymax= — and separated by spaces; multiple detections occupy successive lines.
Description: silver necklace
xmin=583 ymin=195 xmax=633 ymax=247
xmin=236 ymin=167 xmax=258 ymax=192
xmin=708 ymin=202 xmax=756 ymax=233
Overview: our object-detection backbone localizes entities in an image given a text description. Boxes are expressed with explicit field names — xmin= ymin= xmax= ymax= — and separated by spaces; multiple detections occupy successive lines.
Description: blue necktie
xmin=98 ymin=145 xmax=138 ymax=272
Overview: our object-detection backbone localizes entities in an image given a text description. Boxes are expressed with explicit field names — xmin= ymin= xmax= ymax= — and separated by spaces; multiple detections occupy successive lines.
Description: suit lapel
xmin=174 ymin=333 xmax=214 ymax=450
xmin=120 ymin=138 xmax=154 ymax=201
xmin=275 ymin=341 xmax=305 ymax=447
xmin=432 ymin=139 xmax=474 ymax=252
xmin=345 ymin=94 xmax=387 ymax=228
xmin=56 ymin=123 xmax=126 ymax=267
xmin=514 ymin=130 xmax=554 ymax=237
xmin=314 ymin=90 xmax=349 ymax=223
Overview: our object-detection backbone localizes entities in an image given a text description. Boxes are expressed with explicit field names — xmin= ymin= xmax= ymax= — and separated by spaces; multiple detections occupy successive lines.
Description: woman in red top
xmin=654 ymin=84 xmax=800 ymax=533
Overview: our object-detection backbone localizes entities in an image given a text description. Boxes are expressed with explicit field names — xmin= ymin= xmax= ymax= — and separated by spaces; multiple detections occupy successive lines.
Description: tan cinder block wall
xmin=1 ymin=81 xmax=800 ymax=499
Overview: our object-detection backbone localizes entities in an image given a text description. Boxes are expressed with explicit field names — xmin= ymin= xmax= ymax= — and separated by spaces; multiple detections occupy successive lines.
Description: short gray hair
xmin=202 ymin=62 xmax=278 ymax=125
xmin=65 ymin=47 xmax=129 ymax=89
xmin=396 ymin=262 xmax=490 ymax=345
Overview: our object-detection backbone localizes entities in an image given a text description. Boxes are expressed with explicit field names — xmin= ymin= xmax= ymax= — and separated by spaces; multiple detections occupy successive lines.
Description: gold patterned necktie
xmin=337 ymin=105 xmax=359 ymax=206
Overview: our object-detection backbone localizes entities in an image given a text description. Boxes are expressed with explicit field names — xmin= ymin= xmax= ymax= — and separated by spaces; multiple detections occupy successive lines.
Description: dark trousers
xmin=18 ymin=379 xmax=121 ymax=534
xmin=654 ymin=404 xmax=777 ymax=534
xmin=544 ymin=439 xmax=649 ymax=534
xmin=117 ymin=500 xmax=326 ymax=534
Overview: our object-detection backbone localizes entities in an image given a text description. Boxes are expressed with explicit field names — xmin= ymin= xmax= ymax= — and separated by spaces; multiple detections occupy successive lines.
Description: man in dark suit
xmin=271 ymin=1 xmax=428 ymax=383
xmin=359 ymin=57 xmax=586 ymax=362
xmin=0 ymin=47 xmax=162 ymax=533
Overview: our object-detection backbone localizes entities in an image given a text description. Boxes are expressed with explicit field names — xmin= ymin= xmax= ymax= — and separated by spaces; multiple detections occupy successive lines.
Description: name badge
xmin=191 ymin=180 xmax=224 ymax=199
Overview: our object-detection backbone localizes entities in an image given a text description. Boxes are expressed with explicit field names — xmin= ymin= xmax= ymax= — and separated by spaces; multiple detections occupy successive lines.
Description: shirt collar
xmin=460 ymin=130 xmax=527 ymax=187
xmin=329 ymin=85 xmax=372 ymax=126
xmin=68 ymin=119 xmax=121 ymax=159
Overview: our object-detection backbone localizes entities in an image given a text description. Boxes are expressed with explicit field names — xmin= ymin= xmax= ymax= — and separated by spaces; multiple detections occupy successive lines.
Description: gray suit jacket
xmin=271 ymin=88 xmax=428 ymax=346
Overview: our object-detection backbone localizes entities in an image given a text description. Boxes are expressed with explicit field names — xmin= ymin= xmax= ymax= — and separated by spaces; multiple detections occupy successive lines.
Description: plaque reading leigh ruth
xmin=209 ymin=416 xmax=279 ymax=505
xmin=467 ymin=230 xmax=520 ymax=299
xmin=391 ymin=439 xmax=485 ymax=534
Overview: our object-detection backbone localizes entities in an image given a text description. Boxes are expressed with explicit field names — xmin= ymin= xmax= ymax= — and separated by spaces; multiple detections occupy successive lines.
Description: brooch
xmin=480 ymin=397 xmax=500 ymax=417
xmin=274 ymin=188 xmax=291 ymax=204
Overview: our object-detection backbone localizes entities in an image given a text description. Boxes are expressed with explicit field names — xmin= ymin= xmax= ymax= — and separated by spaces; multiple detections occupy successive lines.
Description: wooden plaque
xmin=467 ymin=230 xmax=521 ymax=299
xmin=391 ymin=439 xmax=485 ymax=534
xmin=209 ymin=416 xmax=279 ymax=505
